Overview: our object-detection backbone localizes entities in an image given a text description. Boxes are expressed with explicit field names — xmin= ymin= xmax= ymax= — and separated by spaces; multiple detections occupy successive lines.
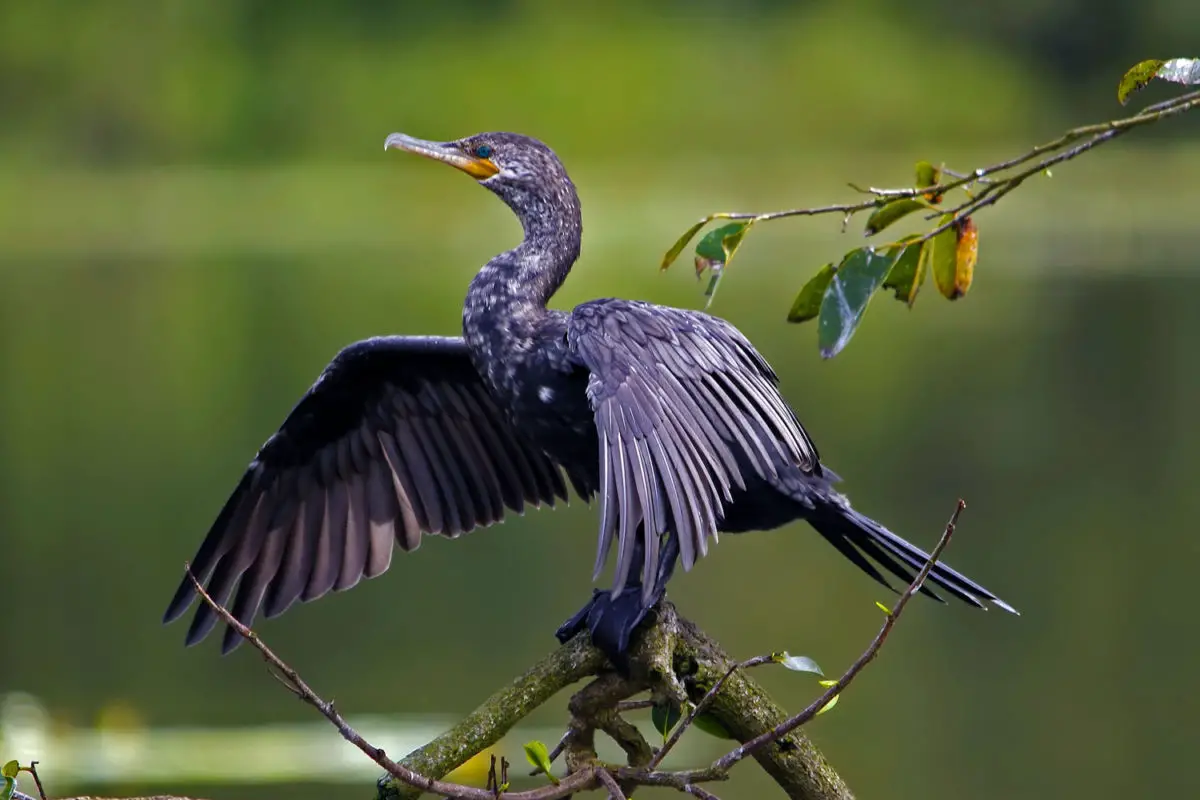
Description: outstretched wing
xmin=567 ymin=300 xmax=820 ymax=600
xmin=164 ymin=335 xmax=572 ymax=652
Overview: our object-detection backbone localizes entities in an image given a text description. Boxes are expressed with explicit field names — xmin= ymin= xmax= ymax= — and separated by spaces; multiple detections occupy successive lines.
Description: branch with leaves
xmin=2 ymin=499 xmax=971 ymax=800
xmin=661 ymin=59 xmax=1200 ymax=359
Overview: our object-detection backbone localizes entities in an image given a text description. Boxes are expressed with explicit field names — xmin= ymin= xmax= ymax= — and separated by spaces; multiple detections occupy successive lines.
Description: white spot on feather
xmin=538 ymin=386 xmax=555 ymax=403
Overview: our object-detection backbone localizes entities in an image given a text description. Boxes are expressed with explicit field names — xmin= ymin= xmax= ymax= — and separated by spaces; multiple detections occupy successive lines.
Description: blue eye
xmin=475 ymin=145 xmax=492 ymax=158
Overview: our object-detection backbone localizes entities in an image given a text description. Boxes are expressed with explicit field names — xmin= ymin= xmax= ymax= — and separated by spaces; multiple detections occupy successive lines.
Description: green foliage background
xmin=2 ymin=2 xmax=1198 ymax=799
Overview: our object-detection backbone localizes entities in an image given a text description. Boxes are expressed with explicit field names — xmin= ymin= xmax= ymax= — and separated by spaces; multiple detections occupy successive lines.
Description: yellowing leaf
xmin=787 ymin=263 xmax=835 ymax=323
xmin=952 ymin=217 xmax=978 ymax=299
xmin=661 ymin=219 xmax=709 ymax=270
xmin=915 ymin=160 xmax=943 ymax=204
xmin=875 ymin=601 xmax=891 ymax=614
xmin=864 ymin=198 xmax=927 ymax=236
xmin=816 ymin=680 xmax=841 ymax=715
xmin=0 ymin=764 xmax=16 ymax=781
xmin=927 ymin=214 xmax=960 ymax=300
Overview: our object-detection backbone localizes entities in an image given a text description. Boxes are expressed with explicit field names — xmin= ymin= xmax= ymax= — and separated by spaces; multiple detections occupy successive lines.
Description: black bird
xmin=163 ymin=131 xmax=1015 ymax=660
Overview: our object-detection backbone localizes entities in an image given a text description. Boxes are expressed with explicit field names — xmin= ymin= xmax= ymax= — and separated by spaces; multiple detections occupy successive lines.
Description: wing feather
xmin=568 ymin=300 xmax=822 ymax=595
xmin=165 ymin=336 xmax=578 ymax=650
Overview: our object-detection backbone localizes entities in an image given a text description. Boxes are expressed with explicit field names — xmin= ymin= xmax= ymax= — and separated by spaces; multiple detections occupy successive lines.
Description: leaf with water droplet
xmin=523 ymin=741 xmax=559 ymax=784
xmin=881 ymin=236 xmax=925 ymax=306
xmin=661 ymin=219 xmax=709 ymax=270
xmin=817 ymin=247 xmax=899 ymax=359
xmin=787 ymin=263 xmax=835 ymax=323
xmin=864 ymin=198 xmax=927 ymax=236
xmin=775 ymin=653 xmax=825 ymax=676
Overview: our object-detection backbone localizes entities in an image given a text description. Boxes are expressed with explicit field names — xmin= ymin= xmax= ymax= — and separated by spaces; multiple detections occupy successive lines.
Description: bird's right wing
xmin=567 ymin=299 xmax=822 ymax=600
xmin=164 ymin=335 xmax=572 ymax=653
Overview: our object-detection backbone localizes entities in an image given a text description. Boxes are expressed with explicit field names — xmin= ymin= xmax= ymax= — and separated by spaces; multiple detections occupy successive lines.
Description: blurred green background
xmin=2 ymin=1 xmax=1198 ymax=798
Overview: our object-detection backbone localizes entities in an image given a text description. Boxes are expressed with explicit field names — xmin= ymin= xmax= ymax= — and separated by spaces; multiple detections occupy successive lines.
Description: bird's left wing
xmin=164 ymin=335 xmax=574 ymax=652
xmin=567 ymin=300 xmax=821 ymax=600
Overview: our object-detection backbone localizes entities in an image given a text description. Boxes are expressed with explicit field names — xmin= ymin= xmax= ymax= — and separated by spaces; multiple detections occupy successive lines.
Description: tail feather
xmin=809 ymin=495 xmax=1018 ymax=615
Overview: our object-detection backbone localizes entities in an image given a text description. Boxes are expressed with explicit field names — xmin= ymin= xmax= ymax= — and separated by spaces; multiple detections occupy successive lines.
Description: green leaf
xmin=864 ymin=198 xmax=926 ymax=236
xmin=695 ymin=222 xmax=751 ymax=264
xmin=874 ymin=601 xmax=891 ymax=614
xmin=786 ymin=263 xmax=835 ymax=323
xmin=0 ymin=764 xmax=16 ymax=781
xmin=817 ymin=247 xmax=898 ymax=359
xmin=522 ymin=740 xmax=559 ymax=785
xmin=1 ymin=775 xmax=13 ymax=800
xmin=693 ymin=712 xmax=736 ymax=740
xmin=693 ymin=221 xmax=754 ymax=310
xmin=1117 ymin=59 xmax=1167 ymax=104
xmin=1117 ymin=58 xmax=1200 ymax=104
xmin=816 ymin=681 xmax=841 ymax=715
xmin=881 ymin=237 xmax=924 ymax=307
xmin=914 ymin=160 xmax=939 ymax=188
xmin=651 ymin=699 xmax=683 ymax=739
xmin=914 ymin=160 xmax=943 ymax=203
xmin=661 ymin=219 xmax=709 ymax=270
xmin=776 ymin=653 xmax=824 ymax=676
xmin=927 ymin=214 xmax=960 ymax=300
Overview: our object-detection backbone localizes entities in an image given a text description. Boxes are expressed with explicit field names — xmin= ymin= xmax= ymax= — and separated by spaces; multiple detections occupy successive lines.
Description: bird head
xmin=384 ymin=131 xmax=578 ymax=225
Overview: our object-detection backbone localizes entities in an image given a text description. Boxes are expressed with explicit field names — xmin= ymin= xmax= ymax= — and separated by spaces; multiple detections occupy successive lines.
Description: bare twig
xmin=596 ymin=769 xmax=627 ymax=800
xmin=712 ymin=499 xmax=967 ymax=772
xmin=21 ymin=763 xmax=47 ymax=800
xmin=184 ymin=563 xmax=599 ymax=800
xmin=685 ymin=786 xmax=723 ymax=800
xmin=14 ymin=794 xmax=204 ymax=800
xmin=615 ymin=699 xmax=655 ymax=712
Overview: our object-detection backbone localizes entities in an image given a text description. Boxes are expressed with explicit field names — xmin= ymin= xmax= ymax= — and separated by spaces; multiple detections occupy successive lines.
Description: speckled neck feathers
xmin=461 ymin=140 xmax=583 ymax=392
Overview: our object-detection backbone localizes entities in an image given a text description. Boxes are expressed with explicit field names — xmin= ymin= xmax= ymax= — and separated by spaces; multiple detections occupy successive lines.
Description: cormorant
xmin=163 ymin=131 xmax=1015 ymax=661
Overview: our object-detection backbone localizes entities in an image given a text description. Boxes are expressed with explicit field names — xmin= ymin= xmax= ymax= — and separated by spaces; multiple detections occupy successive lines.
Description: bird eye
xmin=474 ymin=144 xmax=493 ymax=159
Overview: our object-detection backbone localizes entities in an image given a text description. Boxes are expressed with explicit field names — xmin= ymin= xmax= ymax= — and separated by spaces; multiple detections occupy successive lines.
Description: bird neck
xmin=462 ymin=187 xmax=582 ymax=370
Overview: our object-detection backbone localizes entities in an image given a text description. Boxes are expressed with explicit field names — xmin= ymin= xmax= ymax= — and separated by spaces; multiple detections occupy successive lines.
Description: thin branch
xmin=183 ymin=564 xmax=599 ymax=800
xmin=14 ymin=795 xmax=205 ymax=800
xmin=596 ymin=769 xmax=627 ymax=800
xmin=685 ymin=786 xmax=723 ymax=800
xmin=21 ymin=763 xmax=47 ymax=800
xmin=615 ymin=699 xmax=656 ymax=712
xmin=713 ymin=498 xmax=968 ymax=772
xmin=671 ymin=88 xmax=1200 ymax=244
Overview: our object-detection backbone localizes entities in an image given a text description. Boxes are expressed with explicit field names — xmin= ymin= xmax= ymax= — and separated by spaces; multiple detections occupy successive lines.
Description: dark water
xmin=1 ymin=244 xmax=1197 ymax=799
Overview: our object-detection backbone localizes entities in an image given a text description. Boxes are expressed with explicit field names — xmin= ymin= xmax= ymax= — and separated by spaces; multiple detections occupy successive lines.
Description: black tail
xmin=808 ymin=495 xmax=1018 ymax=614
xmin=556 ymin=533 xmax=681 ymax=668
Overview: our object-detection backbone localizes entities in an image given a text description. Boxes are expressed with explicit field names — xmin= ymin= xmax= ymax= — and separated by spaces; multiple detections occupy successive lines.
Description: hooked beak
xmin=384 ymin=133 xmax=500 ymax=180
